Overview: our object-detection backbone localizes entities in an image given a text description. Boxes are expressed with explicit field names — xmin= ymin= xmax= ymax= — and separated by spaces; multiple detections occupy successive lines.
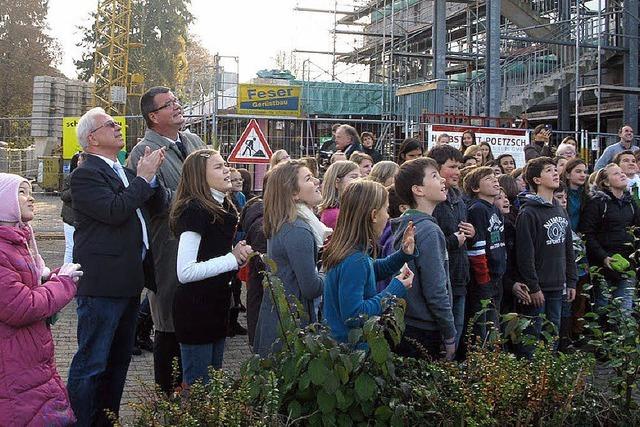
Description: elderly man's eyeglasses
xmin=231 ymin=178 xmax=244 ymax=183
xmin=150 ymin=98 xmax=181 ymax=113
xmin=89 ymin=120 xmax=118 ymax=134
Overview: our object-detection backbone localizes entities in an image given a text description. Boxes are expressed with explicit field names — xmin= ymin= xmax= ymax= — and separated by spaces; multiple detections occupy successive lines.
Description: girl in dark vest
xmin=170 ymin=149 xmax=253 ymax=385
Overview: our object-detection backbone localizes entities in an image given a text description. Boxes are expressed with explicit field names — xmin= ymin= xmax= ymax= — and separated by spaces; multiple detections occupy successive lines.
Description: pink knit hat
xmin=0 ymin=173 xmax=45 ymax=276
xmin=0 ymin=172 xmax=29 ymax=223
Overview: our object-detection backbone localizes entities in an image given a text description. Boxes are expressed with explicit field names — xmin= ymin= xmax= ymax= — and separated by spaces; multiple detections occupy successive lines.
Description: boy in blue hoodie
xmin=517 ymin=157 xmax=577 ymax=348
xmin=463 ymin=166 xmax=507 ymax=340
xmin=393 ymin=158 xmax=457 ymax=360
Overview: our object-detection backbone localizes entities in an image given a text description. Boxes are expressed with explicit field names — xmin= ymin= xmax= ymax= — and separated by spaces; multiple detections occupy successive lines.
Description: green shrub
xmin=128 ymin=256 xmax=640 ymax=426
xmin=124 ymin=369 xmax=262 ymax=426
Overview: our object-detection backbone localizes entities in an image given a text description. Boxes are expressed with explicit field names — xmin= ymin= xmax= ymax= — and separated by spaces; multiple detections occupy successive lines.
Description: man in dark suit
xmin=67 ymin=107 xmax=165 ymax=426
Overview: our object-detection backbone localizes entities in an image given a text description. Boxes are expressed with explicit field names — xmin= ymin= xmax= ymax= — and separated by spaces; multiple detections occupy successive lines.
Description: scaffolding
xmin=92 ymin=0 xmax=138 ymax=116
xmin=294 ymin=0 xmax=639 ymax=136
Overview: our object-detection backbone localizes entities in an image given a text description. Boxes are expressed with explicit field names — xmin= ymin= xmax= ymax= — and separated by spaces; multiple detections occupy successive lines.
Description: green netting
xmin=292 ymin=80 xmax=390 ymax=116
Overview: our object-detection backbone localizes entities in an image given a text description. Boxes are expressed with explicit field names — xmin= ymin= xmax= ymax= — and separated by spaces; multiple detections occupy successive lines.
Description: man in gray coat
xmin=127 ymin=86 xmax=205 ymax=393
xmin=594 ymin=125 xmax=638 ymax=170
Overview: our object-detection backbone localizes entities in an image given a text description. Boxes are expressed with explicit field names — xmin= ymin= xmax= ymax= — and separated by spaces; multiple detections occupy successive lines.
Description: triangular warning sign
xmin=228 ymin=119 xmax=273 ymax=164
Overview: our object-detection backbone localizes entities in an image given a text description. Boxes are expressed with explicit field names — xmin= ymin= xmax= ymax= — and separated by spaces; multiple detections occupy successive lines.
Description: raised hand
xmin=137 ymin=146 xmax=166 ymax=182
xmin=401 ymin=220 xmax=415 ymax=255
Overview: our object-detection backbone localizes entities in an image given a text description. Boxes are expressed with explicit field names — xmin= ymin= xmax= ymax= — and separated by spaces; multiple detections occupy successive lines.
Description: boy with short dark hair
xmin=393 ymin=158 xmax=457 ymax=360
xmin=427 ymin=145 xmax=475 ymax=348
xmin=517 ymin=157 xmax=577 ymax=349
xmin=463 ymin=166 xmax=506 ymax=339
xmin=613 ymin=149 xmax=640 ymax=201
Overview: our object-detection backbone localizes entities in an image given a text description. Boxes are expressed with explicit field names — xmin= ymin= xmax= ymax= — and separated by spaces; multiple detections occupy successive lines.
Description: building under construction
xmin=298 ymin=0 xmax=639 ymax=137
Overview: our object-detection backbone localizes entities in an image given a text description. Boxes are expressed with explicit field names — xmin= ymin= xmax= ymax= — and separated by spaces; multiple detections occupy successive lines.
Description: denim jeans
xmin=518 ymin=289 xmax=562 ymax=358
xmin=67 ymin=296 xmax=139 ymax=426
xmin=594 ymin=277 xmax=636 ymax=313
xmin=180 ymin=339 xmax=226 ymax=385
xmin=452 ymin=294 xmax=465 ymax=347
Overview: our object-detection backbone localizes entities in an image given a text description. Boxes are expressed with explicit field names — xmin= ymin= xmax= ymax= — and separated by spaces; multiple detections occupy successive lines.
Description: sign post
xmin=228 ymin=119 xmax=273 ymax=164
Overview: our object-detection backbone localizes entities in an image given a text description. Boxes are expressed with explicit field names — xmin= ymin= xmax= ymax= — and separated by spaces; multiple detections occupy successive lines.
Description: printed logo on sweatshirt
xmin=544 ymin=216 xmax=569 ymax=245
xmin=488 ymin=213 xmax=505 ymax=249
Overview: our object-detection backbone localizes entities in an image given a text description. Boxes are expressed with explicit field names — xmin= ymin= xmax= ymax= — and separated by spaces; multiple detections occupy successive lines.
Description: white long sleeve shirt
xmin=176 ymin=231 xmax=238 ymax=284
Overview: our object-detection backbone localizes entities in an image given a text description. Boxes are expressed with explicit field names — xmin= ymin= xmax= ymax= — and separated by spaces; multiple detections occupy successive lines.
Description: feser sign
xmin=237 ymin=83 xmax=302 ymax=117
xmin=427 ymin=124 xmax=530 ymax=167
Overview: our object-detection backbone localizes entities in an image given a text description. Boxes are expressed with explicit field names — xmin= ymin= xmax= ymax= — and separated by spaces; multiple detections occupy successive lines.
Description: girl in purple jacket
xmin=0 ymin=173 xmax=82 ymax=426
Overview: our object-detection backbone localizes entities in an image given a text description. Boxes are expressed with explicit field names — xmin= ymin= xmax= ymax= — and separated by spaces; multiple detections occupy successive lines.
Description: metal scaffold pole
xmin=485 ymin=0 xmax=501 ymax=121
xmin=575 ymin=0 xmax=580 ymax=132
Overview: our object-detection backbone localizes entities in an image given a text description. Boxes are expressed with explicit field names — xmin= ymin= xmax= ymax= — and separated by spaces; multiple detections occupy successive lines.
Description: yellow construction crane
xmin=92 ymin=0 xmax=143 ymax=115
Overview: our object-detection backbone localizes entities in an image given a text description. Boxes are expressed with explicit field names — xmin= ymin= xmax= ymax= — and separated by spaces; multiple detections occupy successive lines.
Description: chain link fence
xmin=0 ymin=115 xmax=410 ymax=191
xmin=3 ymin=113 xmax=632 ymax=191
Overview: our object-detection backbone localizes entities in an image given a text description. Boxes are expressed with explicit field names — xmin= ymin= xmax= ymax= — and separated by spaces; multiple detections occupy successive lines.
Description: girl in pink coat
xmin=0 ymin=173 xmax=82 ymax=426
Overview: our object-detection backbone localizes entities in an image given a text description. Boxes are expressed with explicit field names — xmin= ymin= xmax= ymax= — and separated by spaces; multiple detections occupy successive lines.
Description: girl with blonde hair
xmin=253 ymin=161 xmax=329 ymax=357
xmin=349 ymin=151 xmax=374 ymax=177
xmin=464 ymin=145 xmax=483 ymax=165
xmin=322 ymin=180 xmax=416 ymax=343
xmin=366 ymin=160 xmax=400 ymax=186
xmin=318 ymin=160 xmax=360 ymax=229
xmin=581 ymin=163 xmax=640 ymax=312
xmin=269 ymin=149 xmax=290 ymax=169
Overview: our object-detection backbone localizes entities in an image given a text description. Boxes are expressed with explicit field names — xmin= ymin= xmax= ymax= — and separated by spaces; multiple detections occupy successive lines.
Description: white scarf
xmin=210 ymin=188 xmax=226 ymax=204
xmin=296 ymin=203 xmax=332 ymax=247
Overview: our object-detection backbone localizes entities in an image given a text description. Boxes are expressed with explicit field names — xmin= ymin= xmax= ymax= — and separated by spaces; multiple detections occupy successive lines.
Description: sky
xmin=46 ymin=0 xmax=368 ymax=83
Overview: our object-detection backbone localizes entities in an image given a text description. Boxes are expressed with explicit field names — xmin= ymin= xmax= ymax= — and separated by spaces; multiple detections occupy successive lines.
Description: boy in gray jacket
xmin=393 ymin=158 xmax=457 ymax=360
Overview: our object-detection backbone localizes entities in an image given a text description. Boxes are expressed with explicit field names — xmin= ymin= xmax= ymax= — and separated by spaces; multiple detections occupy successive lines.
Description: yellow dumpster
xmin=38 ymin=156 xmax=62 ymax=192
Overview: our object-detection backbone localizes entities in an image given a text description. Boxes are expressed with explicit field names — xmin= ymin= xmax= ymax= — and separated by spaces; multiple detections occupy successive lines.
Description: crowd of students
xmin=2 ymin=108 xmax=639 ymax=424
xmin=249 ymin=123 xmax=640 ymax=362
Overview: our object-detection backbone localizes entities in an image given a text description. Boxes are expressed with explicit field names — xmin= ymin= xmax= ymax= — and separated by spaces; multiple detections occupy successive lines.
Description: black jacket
xmin=501 ymin=213 xmax=519 ymax=312
xmin=432 ymin=187 xmax=470 ymax=296
xmin=362 ymin=146 xmax=383 ymax=164
xmin=344 ymin=141 xmax=363 ymax=159
xmin=524 ymin=141 xmax=553 ymax=162
xmin=467 ymin=198 xmax=507 ymax=285
xmin=579 ymin=189 xmax=640 ymax=280
xmin=60 ymin=174 xmax=74 ymax=225
xmin=516 ymin=194 xmax=577 ymax=293
xmin=239 ymin=197 xmax=266 ymax=345
xmin=71 ymin=154 xmax=162 ymax=297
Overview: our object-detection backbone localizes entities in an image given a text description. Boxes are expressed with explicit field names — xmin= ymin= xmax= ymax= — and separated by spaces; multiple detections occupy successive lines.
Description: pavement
xmin=33 ymin=193 xmax=253 ymax=424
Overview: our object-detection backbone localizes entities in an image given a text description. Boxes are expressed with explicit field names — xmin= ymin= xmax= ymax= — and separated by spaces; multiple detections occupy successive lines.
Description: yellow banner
xmin=237 ymin=84 xmax=302 ymax=117
xmin=62 ymin=116 xmax=126 ymax=159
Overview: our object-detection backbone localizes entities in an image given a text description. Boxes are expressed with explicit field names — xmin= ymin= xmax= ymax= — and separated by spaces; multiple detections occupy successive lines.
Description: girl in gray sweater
xmin=253 ymin=161 xmax=331 ymax=358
